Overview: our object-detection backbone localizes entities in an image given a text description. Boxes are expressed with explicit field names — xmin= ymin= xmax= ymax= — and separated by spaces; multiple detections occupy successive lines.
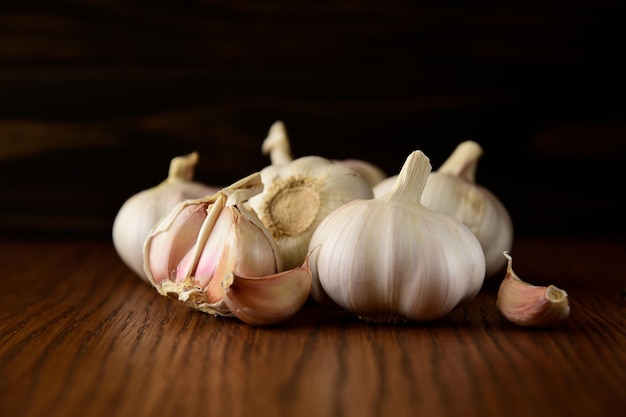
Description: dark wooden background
xmin=1 ymin=0 xmax=625 ymax=239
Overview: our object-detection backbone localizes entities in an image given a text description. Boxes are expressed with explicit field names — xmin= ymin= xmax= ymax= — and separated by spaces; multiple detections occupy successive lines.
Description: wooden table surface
xmin=0 ymin=236 xmax=624 ymax=417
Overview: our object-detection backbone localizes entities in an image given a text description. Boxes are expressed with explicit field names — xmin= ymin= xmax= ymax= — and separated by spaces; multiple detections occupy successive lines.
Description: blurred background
xmin=1 ymin=0 xmax=624 ymax=239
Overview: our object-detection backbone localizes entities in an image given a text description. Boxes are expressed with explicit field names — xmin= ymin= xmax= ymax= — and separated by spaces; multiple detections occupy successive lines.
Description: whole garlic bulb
xmin=308 ymin=150 xmax=486 ymax=322
xmin=247 ymin=121 xmax=374 ymax=270
xmin=373 ymin=141 xmax=513 ymax=278
xmin=112 ymin=152 xmax=218 ymax=281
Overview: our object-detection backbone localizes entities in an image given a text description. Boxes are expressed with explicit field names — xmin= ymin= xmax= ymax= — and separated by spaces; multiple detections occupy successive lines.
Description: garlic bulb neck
xmin=385 ymin=150 xmax=430 ymax=206
xmin=167 ymin=151 xmax=200 ymax=182
xmin=262 ymin=120 xmax=293 ymax=165
xmin=437 ymin=140 xmax=482 ymax=182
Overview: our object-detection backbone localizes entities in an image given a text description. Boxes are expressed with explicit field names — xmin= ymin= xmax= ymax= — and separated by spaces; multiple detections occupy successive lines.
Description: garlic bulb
xmin=308 ymin=150 xmax=486 ymax=322
xmin=497 ymin=252 xmax=570 ymax=327
xmin=373 ymin=141 xmax=513 ymax=277
xmin=247 ymin=121 xmax=375 ymax=270
xmin=112 ymin=152 xmax=218 ymax=281
xmin=143 ymin=172 xmax=312 ymax=325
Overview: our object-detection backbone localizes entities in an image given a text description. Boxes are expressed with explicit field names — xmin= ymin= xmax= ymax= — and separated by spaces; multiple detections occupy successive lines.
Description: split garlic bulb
xmin=112 ymin=152 xmax=218 ymax=281
xmin=308 ymin=150 xmax=486 ymax=322
xmin=373 ymin=141 xmax=513 ymax=278
xmin=143 ymin=172 xmax=312 ymax=325
xmin=247 ymin=121 xmax=374 ymax=270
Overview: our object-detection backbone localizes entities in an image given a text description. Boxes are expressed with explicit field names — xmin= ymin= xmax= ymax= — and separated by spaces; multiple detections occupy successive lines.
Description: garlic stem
xmin=262 ymin=120 xmax=293 ymax=165
xmin=436 ymin=140 xmax=483 ymax=181
xmin=167 ymin=151 xmax=201 ymax=182
xmin=386 ymin=150 xmax=430 ymax=206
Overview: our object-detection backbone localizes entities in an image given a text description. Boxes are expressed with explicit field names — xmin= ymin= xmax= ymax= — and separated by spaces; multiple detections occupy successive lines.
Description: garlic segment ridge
xmin=496 ymin=252 xmax=570 ymax=327
xmin=112 ymin=152 xmax=219 ymax=282
xmin=247 ymin=121 xmax=375 ymax=271
xmin=143 ymin=172 xmax=311 ymax=325
xmin=374 ymin=140 xmax=513 ymax=278
xmin=308 ymin=150 xmax=486 ymax=322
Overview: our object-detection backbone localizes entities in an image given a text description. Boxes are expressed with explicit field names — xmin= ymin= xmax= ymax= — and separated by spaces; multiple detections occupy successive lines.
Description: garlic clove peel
xmin=221 ymin=256 xmax=313 ymax=326
xmin=332 ymin=158 xmax=387 ymax=187
xmin=496 ymin=251 xmax=570 ymax=327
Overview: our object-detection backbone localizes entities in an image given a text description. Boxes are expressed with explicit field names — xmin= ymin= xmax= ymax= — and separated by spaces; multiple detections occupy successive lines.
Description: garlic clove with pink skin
xmin=221 ymin=256 xmax=313 ymax=326
xmin=496 ymin=251 xmax=570 ymax=327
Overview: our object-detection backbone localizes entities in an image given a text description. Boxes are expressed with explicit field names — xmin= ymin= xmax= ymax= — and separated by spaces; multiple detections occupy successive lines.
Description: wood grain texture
xmin=0 ymin=0 xmax=625 ymax=238
xmin=0 ymin=237 xmax=624 ymax=417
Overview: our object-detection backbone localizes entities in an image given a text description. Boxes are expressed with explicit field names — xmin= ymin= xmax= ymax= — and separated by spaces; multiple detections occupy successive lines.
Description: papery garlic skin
xmin=496 ymin=252 xmax=570 ymax=327
xmin=332 ymin=159 xmax=387 ymax=187
xmin=373 ymin=141 xmax=513 ymax=278
xmin=308 ymin=150 xmax=486 ymax=322
xmin=421 ymin=141 xmax=513 ymax=277
xmin=422 ymin=171 xmax=513 ymax=278
xmin=112 ymin=152 xmax=218 ymax=282
xmin=248 ymin=121 xmax=374 ymax=271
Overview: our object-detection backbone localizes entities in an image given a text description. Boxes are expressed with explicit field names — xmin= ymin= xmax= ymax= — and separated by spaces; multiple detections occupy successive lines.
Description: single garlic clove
xmin=221 ymin=256 xmax=313 ymax=326
xmin=496 ymin=251 xmax=570 ymax=327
